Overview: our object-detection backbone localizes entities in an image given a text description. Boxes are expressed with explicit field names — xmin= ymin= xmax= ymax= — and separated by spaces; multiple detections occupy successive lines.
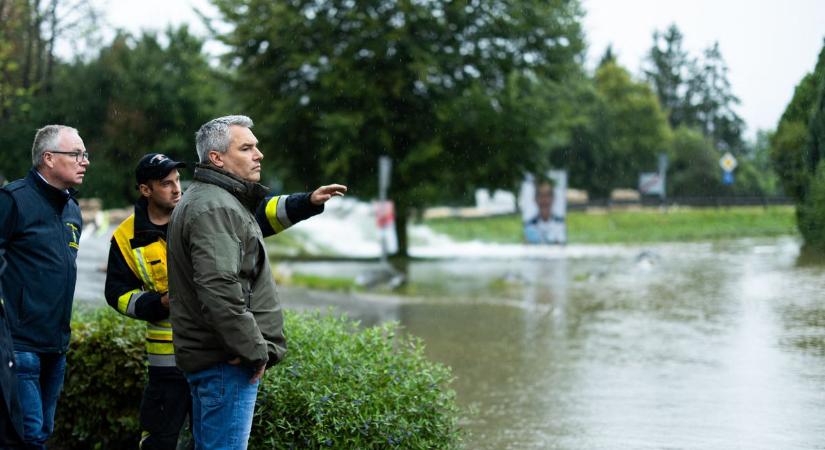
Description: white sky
xmin=583 ymin=0 xmax=825 ymax=137
xmin=97 ymin=0 xmax=825 ymax=139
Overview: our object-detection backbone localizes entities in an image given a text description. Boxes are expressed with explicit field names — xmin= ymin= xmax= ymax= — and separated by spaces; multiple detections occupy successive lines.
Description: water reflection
xmin=280 ymin=237 xmax=825 ymax=449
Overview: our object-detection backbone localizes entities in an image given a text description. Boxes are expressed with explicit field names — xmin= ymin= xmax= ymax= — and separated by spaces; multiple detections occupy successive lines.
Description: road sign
xmin=719 ymin=152 xmax=738 ymax=172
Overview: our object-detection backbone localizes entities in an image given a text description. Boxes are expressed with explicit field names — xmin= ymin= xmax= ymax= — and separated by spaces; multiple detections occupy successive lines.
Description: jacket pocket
xmin=211 ymin=233 xmax=241 ymax=273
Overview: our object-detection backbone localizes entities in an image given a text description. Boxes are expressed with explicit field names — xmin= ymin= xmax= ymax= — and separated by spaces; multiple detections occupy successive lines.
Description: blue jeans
xmin=185 ymin=363 xmax=259 ymax=450
xmin=13 ymin=351 xmax=66 ymax=449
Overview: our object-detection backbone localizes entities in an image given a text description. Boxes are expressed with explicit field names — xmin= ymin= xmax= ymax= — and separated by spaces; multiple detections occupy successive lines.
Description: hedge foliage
xmin=52 ymin=308 xmax=146 ymax=449
xmin=51 ymin=308 xmax=461 ymax=449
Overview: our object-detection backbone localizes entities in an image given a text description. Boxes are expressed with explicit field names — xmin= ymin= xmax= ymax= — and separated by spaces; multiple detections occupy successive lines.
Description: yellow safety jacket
xmin=112 ymin=214 xmax=175 ymax=368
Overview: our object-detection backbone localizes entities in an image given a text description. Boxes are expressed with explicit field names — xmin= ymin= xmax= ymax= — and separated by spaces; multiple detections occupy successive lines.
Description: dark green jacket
xmin=167 ymin=164 xmax=321 ymax=373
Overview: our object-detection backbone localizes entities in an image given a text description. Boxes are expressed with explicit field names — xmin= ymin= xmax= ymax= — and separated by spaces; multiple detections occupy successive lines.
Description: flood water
xmin=277 ymin=236 xmax=825 ymax=449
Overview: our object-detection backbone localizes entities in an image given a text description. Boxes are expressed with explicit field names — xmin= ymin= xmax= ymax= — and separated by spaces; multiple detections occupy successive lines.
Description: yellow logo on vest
xmin=66 ymin=222 xmax=79 ymax=249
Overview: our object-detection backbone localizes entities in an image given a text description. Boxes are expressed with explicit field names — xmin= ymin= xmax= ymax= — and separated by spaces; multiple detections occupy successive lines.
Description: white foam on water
xmin=290 ymin=198 xmax=646 ymax=260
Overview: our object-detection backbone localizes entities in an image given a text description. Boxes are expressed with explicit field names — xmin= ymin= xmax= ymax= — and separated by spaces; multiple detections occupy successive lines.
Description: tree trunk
xmin=44 ymin=0 xmax=57 ymax=91
xmin=0 ymin=0 xmax=8 ymax=20
xmin=22 ymin=0 xmax=37 ymax=89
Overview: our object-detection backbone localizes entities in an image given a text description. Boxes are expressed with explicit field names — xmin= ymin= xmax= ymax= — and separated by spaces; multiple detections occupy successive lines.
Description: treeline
xmin=0 ymin=0 xmax=816 ymax=254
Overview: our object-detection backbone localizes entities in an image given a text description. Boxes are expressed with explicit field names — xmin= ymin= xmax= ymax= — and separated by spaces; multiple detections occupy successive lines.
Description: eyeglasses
xmin=49 ymin=151 xmax=90 ymax=162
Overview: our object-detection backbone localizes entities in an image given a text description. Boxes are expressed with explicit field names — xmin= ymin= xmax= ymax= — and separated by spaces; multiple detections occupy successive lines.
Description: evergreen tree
xmin=644 ymin=24 xmax=693 ymax=128
xmin=770 ymin=42 xmax=825 ymax=202
xmin=688 ymin=42 xmax=745 ymax=154
xmin=598 ymin=44 xmax=617 ymax=67
xmin=771 ymin=39 xmax=825 ymax=250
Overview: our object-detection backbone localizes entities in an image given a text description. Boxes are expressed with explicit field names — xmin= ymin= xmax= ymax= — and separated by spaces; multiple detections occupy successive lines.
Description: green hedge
xmin=51 ymin=308 xmax=461 ymax=449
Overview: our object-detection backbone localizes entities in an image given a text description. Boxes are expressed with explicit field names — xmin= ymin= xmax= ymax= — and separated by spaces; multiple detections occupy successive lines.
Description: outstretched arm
xmin=255 ymin=184 xmax=347 ymax=238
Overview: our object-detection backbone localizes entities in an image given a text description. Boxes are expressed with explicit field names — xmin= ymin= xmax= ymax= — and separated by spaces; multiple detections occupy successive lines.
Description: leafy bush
xmin=52 ymin=308 xmax=146 ymax=449
xmin=253 ymin=311 xmax=460 ymax=449
xmin=51 ymin=308 xmax=461 ymax=450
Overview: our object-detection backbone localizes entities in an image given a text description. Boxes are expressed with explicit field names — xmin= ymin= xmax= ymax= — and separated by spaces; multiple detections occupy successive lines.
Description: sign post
xmin=719 ymin=152 xmax=737 ymax=186
xmin=377 ymin=155 xmax=392 ymax=264
xmin=658 ymin=153 xmax=668 ymax=202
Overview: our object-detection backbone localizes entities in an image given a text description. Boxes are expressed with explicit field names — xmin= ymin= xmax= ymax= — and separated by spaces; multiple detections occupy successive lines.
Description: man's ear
xmin=208 ymin=150 xmax=223 ymax=168
xmin=138 ymin=183 xmax=152 ymax=198
xmin=42 ymin=152 xmax=55 ymax=169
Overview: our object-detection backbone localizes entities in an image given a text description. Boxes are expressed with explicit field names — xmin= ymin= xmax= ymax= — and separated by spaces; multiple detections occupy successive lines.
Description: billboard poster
xmin=519 ymin=170 xmax=567 ymax=245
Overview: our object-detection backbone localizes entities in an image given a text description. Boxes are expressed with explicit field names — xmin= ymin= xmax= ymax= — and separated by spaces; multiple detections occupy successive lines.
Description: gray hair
xmin=195 ymin=115 xmax=254 ymax=163
xmin=32 ymin=125 xmax=78 ymax=167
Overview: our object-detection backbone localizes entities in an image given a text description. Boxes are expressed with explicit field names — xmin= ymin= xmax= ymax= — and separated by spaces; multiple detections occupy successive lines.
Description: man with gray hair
xmin=167 ymin=115 xmax=346 ymax=448
xmin=0 ymin=125 xmax=89 ymax=448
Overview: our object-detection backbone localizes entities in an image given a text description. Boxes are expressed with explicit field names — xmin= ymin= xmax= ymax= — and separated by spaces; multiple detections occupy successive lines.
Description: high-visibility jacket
xmin=105 ymin=197 xmax=176 ymax=367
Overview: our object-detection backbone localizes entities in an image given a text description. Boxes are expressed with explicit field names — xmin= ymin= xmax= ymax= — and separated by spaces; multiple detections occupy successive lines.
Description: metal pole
xmin=378 ymin=155 xmax=391 ymax=265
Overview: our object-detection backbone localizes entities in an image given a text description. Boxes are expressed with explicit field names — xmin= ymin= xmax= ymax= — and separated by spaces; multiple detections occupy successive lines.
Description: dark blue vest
xmin=0 ymin=169 xmax=82 ymax=353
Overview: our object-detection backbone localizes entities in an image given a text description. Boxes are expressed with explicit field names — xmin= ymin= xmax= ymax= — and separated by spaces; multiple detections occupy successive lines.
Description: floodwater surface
xmin=280 ymin=237 xmax=825 ymax=449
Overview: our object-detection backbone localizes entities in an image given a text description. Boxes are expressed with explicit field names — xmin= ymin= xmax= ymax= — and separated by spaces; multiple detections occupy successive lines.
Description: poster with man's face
xmin=519 ymin=170 xmax=567 ymax=245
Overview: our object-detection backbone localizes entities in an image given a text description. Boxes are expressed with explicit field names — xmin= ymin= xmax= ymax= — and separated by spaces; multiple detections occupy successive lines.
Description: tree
xmin=770 ymin=41 xmax=824 ymax=202
xmin=644 ymin=24 xmax=693 ymax=128
xmin=1 ymin=27 xmax=226 ymax=206
xmin=770 ymin=39 xmax=825 ymax=250
xmin=667 ymin=126 xmax=722 ymax=197
xmin=645 ymin=25 xmax=745 ymax=156
xmin=798 ymin=44 xmax=825 ymax=250
xmin=210 ymin=0 xmax=586 ymax=256
xmin=687 ymin=42 xmax=745 ymax=154
xmin=598 ymin=44 xmax=617 ymax=67
xmin=0 ymin=0 xmax=99 ymax=182
xmin=540 ymin=59 xmax=671 ymax=199
xmin=576 ymin=60 xmax=670 ymax=197
xmin=746 ymin=129 xmax=781 ymax=196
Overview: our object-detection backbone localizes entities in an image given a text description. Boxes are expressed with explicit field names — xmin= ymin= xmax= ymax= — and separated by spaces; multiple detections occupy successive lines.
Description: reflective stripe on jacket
xmin=109 ymin=204 xmax=175 ymax=367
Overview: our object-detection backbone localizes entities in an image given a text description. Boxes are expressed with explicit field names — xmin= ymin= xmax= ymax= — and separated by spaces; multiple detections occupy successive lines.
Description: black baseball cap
xmin=135 ymin=153 xmax=186 ymax=185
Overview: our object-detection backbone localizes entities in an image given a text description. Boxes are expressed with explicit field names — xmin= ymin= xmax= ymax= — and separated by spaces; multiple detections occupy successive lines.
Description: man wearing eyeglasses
xmin=0 ymin=125 xmax=89 ymax=448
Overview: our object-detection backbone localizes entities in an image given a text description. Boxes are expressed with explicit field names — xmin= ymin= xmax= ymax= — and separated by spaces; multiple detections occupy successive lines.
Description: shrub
xmin=252 ymin=311 xmax=461 ymax=449
xmin=51 ymin=308 xmax=461 ymax=450
xmin=52 ymin=307 xmax=146 ymax=449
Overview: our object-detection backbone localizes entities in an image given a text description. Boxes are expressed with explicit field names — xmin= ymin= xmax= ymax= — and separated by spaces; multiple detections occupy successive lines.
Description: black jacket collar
xmin=127 ymin=196 xmax=166 ymax=248
xmin=193 ymin=164 xmax=269 ymax=212
xmin=133 ymin=196 xmax=163 ymax=234
xmin=27 ymin=168 xmax=77 ymax=212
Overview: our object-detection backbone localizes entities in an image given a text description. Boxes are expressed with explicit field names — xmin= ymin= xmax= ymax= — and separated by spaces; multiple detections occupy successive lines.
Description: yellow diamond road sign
xmin=719 ymin=152 xmax=737 ymax=172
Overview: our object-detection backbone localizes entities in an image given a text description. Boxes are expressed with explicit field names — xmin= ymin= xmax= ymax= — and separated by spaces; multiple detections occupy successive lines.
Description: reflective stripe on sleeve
xmin=147 ymin=354 xmax=177 ymax=367
xmin=265 ymin=195 xmax=292 ymax=234
xmin=117 ymin=289 xmax=143 ymax=318
xmin=146 ymin=322 xmax=173 ymax=342
xmin=146 ymin=340 xmax=175 ymax=355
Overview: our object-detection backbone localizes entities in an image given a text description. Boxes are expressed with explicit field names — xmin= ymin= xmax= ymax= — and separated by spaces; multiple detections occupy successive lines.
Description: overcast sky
xmin=98 ymin=0 xmax=825 ymax=140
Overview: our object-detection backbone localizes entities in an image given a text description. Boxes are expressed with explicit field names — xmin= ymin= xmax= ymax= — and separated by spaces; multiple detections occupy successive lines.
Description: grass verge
xmin=424 ymin=206 xmax=798 ymax=244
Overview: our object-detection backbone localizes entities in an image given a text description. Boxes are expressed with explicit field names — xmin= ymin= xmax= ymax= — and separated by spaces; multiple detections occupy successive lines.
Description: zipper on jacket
xmin=242 ymin=286 xmax=252 ymax=311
